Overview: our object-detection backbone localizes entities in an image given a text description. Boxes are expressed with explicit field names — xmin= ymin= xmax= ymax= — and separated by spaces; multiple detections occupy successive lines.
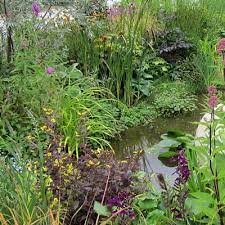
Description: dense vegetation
xmin=1 ymin=0 xmax=225 ymax=224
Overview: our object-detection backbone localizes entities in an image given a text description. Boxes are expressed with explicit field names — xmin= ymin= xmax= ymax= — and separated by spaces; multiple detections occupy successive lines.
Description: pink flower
xmin=217 ymin=38 xmax=225 ymax=55
xmin=32 ymin=2 xmax=41 ymax=17
xmin=207 ymin=86 xmax=217 ymax=95
xmin=208 ymin=95 xmax=219 ymax=109
xmin=46 ymin=67 xmax=55 ymax=74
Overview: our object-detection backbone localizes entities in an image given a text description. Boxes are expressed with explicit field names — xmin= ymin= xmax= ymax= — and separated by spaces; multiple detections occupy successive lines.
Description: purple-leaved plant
xmin=107 ymin=192 xmax=135 ymax=220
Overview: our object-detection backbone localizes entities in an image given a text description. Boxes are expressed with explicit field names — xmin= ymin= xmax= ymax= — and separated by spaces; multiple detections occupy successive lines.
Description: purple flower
xmin=217 ymin=38 xmax=225 ymax=55
xmin=208 ymin=86 xmax=217 ymax=95
xmin=106 ymin=6 xmax=123 ymax=20
xmin=46 ymin=67 xmax=55 ymax=75
xmin=108 ymin=196 xmax=124 ymax=208
xmin=208 ymin=95 xmax=219 ymax=109
xmin=174 ymin=149 xmax=190 ymax=185
xmin=107 ymin=192 xmax=135 ymax=220
xmin=32 ymin=2 xmax=41 ymax=17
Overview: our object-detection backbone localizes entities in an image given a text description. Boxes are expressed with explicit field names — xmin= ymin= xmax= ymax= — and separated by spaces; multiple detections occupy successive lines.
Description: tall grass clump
xmin=193 ymin=38 xmax=223 ymax=89
xmin=67 ymin=0 xmax=160 ymax=105
xmin=0 ymin=156 xmax=60 ymax=225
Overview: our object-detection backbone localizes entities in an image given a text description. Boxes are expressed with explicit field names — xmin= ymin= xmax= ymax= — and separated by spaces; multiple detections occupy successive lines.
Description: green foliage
xmin=153 ymin=81 xmax=197 ymax=117
xmin=0 ymin=156 xmax=57 ymax=225
xmin=193 ymin=38 xmax=223 ymax=89
xmin=66 ymin=1 xmax=161 ymax=105
xmin=94 ymin=201 xmax=111 ymax=217
xmin=58 ymin=75 xmax=121 ymax=155
xmin=119 ymin=102 xmax=158 ymax=127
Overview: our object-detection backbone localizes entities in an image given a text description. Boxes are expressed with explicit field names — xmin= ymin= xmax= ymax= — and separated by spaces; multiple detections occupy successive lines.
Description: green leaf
xmin=185 ymin=192 xmax=216 ymax=217
xmin=146 ymin=209 xmax=165 ymax=224
xmin=94 ymin=201 xmax=111 ymax=217
xmin=162 ymin=66 xmax=168 ymax=72
xmin=158 ymin=151 xmax=177 ymax=158
xmin=167 ymin=130 xmax=185 ymax=138
xmin=138 ymin=199 xmax=157 ymax=209
xmin=69 ymin=70 xmax=83 ymax=79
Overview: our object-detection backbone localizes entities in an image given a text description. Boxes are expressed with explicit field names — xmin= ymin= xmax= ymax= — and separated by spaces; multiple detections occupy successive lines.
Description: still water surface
xmin=112 ymin=108 xmax=203 ymax=185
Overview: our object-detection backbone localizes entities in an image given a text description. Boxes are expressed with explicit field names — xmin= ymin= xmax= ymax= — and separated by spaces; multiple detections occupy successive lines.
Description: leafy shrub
xmin=119 ymin=102 xmax=158 ymax=127
xmin=153 ymin=81 xmax=197 ymax=117
xmin=45 ymin=133 xmax=140 ymax=224
xmin=132 ymin=50 xmax=170 ymax=97
xmin=157 ymin=28 xmax=193 ymax=64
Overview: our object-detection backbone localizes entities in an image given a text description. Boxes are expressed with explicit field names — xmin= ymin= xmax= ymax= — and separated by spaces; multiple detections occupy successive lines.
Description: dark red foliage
xmin=45 ymin=135 xmax=139 ymax=224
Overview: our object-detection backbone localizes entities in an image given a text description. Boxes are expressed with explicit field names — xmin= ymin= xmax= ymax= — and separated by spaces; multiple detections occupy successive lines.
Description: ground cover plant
xmin=1 ymin=0 xmax=225 ymax=224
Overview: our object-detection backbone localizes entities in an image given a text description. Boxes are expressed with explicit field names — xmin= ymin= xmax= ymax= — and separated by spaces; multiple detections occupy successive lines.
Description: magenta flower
xmin=46 ymin=67 xmax=55 ymax=75
xmin=217 ymin=38 xmax=225 ymax=55
xmin=208 ymin=86 xmax=217 ymax=95
xmin=32 ymin=2 xmax=41 ymax=17
xmin=208 ymin=95 xmax=219 ymax=109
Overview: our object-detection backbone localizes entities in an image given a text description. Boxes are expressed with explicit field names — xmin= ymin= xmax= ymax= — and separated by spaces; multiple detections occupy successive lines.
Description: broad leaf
xmin=158 ymin=151 xmax=177 ymax=158
xmin=94 ymin=201 xmax=111 ymax=217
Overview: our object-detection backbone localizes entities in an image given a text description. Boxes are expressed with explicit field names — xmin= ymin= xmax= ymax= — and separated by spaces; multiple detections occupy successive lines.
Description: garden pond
xmin=112 ymin=106 xmax=203 ymax=186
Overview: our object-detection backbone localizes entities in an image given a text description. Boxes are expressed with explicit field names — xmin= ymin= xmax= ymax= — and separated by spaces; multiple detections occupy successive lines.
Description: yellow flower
xmin=65 ymin=179 xmax=70 ymax=184
xmin=51 ymin=118 xmax=56 ymax=123
xmin=40 ymin=125 xmax=48 ymax=131
xmin=26 ymin=134 xmax=34 ymax=140
xmin=50 ymin=197 xmax=59 ymax=208
xmin=47 ymin=152 xmax=52 ymax=157
xmin=54 ymin=159 xmax=60 ymax=166
xmin=45 ymin=176 xmax=53 ymax=185
xmin=63 ymin=171 xmax=69 ymax=177
xmin=67 ymin=163 xmax=73 ymax=174
xmin=78 ymin=111 xmax=87 ymax=116
xmin=107 ymin=44 xmax=112 ymax=50
xmin=87 ymin=160 xmax=95 ymax=167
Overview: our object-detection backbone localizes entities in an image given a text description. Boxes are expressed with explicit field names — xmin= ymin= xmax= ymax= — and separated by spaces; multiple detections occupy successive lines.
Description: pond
xmin=111 ymin=107 xmax=203 ymax=186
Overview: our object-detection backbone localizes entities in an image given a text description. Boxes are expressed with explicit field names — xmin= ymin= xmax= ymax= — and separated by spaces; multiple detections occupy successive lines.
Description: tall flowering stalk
xmin=3 ymin=0 xmax=14 ymax=63
xmin=217 ymin=38 xmax=225 ymax=81
xmin=172 ymin=147 xmax=190 ymax=220
xmin=207 ymin=86 xmax=224 ymax=225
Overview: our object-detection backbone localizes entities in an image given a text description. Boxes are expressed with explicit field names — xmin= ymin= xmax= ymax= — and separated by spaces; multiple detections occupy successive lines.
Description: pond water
xmin=111 ymin=107 xmax=203 ymax=186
